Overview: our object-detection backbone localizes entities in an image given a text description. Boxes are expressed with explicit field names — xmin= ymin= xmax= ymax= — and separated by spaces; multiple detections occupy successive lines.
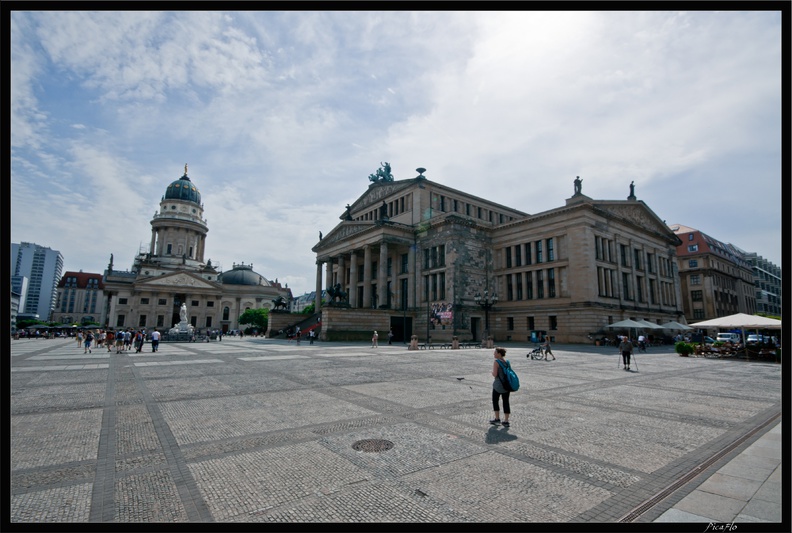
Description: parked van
xmin=716 ymin=332 xmax=742 ymax=344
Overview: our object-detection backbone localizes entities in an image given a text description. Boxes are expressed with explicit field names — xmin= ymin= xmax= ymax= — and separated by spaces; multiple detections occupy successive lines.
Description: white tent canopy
xmin=692 ymin=313 xmax=782 ymax=329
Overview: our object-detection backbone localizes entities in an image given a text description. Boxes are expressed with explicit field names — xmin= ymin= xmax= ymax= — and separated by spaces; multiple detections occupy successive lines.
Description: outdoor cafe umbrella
xmin=691 ymin=313 xmax=782 ymax=345
xmin=604 ymin=319 xmax=647 ymax=340
xmin=660 ymin=321 xmax=693 ymax=331
xmin=635 ymin=319 xmax=664 ymax=330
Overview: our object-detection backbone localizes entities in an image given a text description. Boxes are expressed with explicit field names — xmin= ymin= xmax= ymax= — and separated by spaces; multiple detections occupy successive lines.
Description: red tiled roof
xmin=58 ymin=271 xmax=105 ymax=289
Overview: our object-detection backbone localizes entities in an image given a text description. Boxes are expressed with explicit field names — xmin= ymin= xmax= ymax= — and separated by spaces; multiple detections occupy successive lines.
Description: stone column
xmin=315 ymin=260 xmax=323 ymax=311
xmin=363 ymin=245 xmax=372 ymax=309
xmin=348 ymin=252 xmax=358 ymax=308
xmin=326 ymin=259 xmax=334 ymax=290
xmin=407 ymin=243 xmax=415 ymax=308
xmin=149 ymin=229 xmax=156 ymax=255
xmin=338 ymin=255 xmax=346 ymax=294
xmin=378 ymin=242 xmax=388 ymax=308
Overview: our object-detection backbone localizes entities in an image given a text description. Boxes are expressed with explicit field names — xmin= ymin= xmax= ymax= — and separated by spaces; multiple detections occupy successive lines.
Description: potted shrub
xmin=675 ymin=341 xmax=694 ymax=357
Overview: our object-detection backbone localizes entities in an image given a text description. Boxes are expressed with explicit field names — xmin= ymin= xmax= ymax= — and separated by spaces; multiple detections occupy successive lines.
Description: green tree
xmin=238 ymin=308 xmax=269 ymax=332
xmin=301 ymin=303 xmax=316 ymax=315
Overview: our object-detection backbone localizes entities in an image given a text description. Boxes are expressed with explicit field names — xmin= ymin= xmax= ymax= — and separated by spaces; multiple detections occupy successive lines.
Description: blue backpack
xmin=496 ymin=359 xmax=520 ymax=392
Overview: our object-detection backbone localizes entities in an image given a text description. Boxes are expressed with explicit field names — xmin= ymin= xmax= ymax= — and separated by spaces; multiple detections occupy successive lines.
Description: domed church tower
xmin=148 ymin=164 xmax=209 ymax=271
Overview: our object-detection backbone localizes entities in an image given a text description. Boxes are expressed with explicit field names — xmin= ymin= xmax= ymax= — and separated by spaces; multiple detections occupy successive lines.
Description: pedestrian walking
xmin=309 ymin=330 xmax=315 ymax=345
xmin=150 ymin=330 xmax=160 ymax=352
xmin=388 ymin=329 xmax=394 ymax=345
xmin=134 ymin=330 xmax=144 ymax=353
xmin=106 ymin=331 xmax=114 ymax=352
xmin=638 ymin=334 xmax=647 ymax=352
xmin=372 ymin=330 xmax=379 ymax=348
xmin=618 ymin=336 xmax=633 ymax=370
xmin=115 ymin=331 xmax=125 ymax=353
xmin=83 ymin=331 xmax=94 ymax=353
xmin=543 ymin=336 xmax=555 ymax=360
xmin=76 ymin=330 xmax=83 ymax=347
xmin=490 ymin=347 xmax=511 ymax=427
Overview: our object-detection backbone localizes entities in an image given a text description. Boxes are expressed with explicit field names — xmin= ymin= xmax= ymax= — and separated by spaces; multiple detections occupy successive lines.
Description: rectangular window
xmin=158 ymin=298 xmax=167 ymax=306
xmin=689 ymin=259 xmax=698 ymax=268
xmin=690 ymin=274 xmax=701 ymax=285
xmin=537 ymin=270 xmax=544 ymax=298
xmin=387 ymin=257 xmax=392 ymax=277
xmin=689 ymin=234 xmax=694 ymax=241
xmin=507 ymin=317 xmax=514 ymax=330
xmin=507 ymin=276 xmax=513 ymax=301
xmin=536 ymin=241 xmax=543 ymax=263
xmin=693 ymin=309 xmax=705 ymax=319
xmin=466 ymin=203 xmax=471 ymax=216
xmin=647 ymin=253 xmax=655 ymax=273
xmin=157 ymin=315 xmax=164 ymax=327
xmin=649 ymin=279 xmax=657 ymax=304
xmin=622 ymin=272 xmax=631 ymax=300
xmin=636 ymin=276 xmax=644 ymax=302
xmin=621 ymin=244 xmax=629 ymax=267
xmin=549 ymin=316 xmax=557 ymax=330
xmin=401 ymin=253 xmax=409 ymax=274
xmin=191 ymin=300 xmax=199 ymax=307
xmin=515 ymin=245 xmax=522 ymax=266
xmin=140 ymin=298 xmax=150 ymax=305
xmin=438 ymin=245 xmax=445 ymax=266
xmin=688 ymin=244 xmax=698 ymax=252
xmin=439 ymin=272 xmax=445 ymax=300
xmin=505 ymin=248 xmax=512 ymax=268
xmin=166 ymin=244 xmax=172 ymax=254
xmin=548 ymin=268 xmax=556 ymax=298
xmin=595 ymin=236 xmax=602 ymax=260
xmin=206 ymin=301 xmax=214 ymax=307
xmin=634 ymin=249 xmax=642 ymax=270
xmin=525 ymin=243 xmax=532 ymax=265
xmin=116 ymin=315 xmax=125 ymax=327
xmin=526 ymin=275 xmax=533 ymax=299
xmin=118 ymin=298 xmax=128 ymax=305
xmin=691 ymin=290 xmax=703 ymax=301
xmin=527 ymin=316 xmax=535 ymax=330
xmin=138 ymin=315 xmax=147 ymax=327
xmin=546 ymin=238 xmax=554 ymax=261
xmin=516 ymin=274 xmax=523 ymax=300
xmin=424 ymin=249 xmax=430 ymax=270
xmin=191 ymin=316 xmax=198 ymax=327
xmin=206 ymin=316 xmax=212 ymax=327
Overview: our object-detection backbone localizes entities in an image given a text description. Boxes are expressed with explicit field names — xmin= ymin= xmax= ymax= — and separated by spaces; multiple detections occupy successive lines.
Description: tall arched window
xmin=223 ymin=306 xmax=230 ymax=320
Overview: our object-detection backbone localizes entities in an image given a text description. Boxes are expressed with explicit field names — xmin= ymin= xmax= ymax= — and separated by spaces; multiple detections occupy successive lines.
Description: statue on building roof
xmin=184 ymin=163 xmax=188 ymax=176
xmin=629 ymin=180 xmax=635 ymax=198
xmin=344 ymin=204 xmax=353 ymax=220
xmin=574 ymin=176 xmax=582 ymax=195
xmin=368 ymin=162 xmax=394 ymax=182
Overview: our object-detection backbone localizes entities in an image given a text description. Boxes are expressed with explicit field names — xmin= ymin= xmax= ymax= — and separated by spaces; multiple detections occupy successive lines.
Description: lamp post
xmin=474 ymin=290 xmax=498 ymax=341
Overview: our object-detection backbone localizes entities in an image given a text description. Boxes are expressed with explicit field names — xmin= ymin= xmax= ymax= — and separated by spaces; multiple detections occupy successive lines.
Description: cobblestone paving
xmin=9 ymin=339 xmax=781 ymax=524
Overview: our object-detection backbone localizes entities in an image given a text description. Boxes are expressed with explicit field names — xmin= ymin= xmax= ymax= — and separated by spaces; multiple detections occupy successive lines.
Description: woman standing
xmin=490 ymin=347 xmax=512 ymax=427
xmin=618 ymin=336 xmax=633 ymax=370
xmin=372 ymin=330 xmax=379 ymax=348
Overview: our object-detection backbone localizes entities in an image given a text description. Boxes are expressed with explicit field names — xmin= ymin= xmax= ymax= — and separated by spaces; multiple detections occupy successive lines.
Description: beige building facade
xmin=313 ymin=170 xmax=686 ymax=343
xmin=102 ymin=167 xmax=290 ymax=333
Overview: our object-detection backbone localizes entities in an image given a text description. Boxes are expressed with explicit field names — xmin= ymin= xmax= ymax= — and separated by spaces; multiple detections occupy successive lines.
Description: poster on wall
xmin=430 ymin=302 xmax=453 ymax=327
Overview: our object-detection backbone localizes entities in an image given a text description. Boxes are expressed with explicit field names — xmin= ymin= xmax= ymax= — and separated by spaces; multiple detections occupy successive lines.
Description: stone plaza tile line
xmin=8 ymin=338 xmax=783 ymax=525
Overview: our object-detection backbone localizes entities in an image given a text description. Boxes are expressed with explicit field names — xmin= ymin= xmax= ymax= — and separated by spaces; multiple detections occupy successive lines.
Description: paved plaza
xmin=7 ymin=336 xmax=785 ymax=527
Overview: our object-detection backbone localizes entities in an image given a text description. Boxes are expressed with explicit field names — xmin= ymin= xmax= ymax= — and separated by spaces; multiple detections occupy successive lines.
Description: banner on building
xmin=430 ymin=302 xmax=453 ymax=327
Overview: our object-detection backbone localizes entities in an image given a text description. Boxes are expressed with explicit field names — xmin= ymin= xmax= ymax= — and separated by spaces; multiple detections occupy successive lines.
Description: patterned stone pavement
xmin=7 ymin=336 xmax=784 ymax=527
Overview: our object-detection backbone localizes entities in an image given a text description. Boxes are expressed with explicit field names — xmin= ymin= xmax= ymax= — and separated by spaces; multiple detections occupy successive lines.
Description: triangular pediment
xmin=137 ymin=271 xmax=221 ymax=290
xmin=350 ymin=180 xmax=415 ymax=213
xmin=594 ymin=201 xmax=676 ymax=239
xmin=314 ymin=222 xmax=375 ymax=251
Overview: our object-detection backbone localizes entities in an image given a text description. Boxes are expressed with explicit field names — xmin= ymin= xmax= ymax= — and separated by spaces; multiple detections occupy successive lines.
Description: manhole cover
xmin=351 ymin=439 xmax=394 ymax=452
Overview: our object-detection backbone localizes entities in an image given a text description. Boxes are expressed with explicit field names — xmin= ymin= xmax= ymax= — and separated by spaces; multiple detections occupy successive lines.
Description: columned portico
xmin=315 ymin=261 xmax=323 ymax=311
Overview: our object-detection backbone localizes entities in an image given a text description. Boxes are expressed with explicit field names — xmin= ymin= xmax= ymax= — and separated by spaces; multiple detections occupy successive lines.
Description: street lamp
xmin=474 ymin=290 xmax=498 ymax=340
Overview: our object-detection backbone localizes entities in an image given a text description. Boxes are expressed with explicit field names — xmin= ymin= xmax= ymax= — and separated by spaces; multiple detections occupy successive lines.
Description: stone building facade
xmin=313 ymin=170 xmax=686 ymax=343
xmin=101 ymin=166 xmax=291 ymax=333
xmin=670 ymin=224 xmax=757 ymax=322
xmin=51 ymin=271 xmax=106 ymax=326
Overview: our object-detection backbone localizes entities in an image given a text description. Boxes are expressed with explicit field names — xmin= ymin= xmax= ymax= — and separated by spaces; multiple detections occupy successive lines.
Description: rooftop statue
xmin=368 ymin=162 xmax=394 ymax=182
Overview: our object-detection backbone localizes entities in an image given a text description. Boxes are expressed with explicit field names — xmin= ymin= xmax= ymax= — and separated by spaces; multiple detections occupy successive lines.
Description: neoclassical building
xmin=313 ymin=169 xmax=686 ymax=343
xmin=102 ymin=166 xmax=291 ymax=332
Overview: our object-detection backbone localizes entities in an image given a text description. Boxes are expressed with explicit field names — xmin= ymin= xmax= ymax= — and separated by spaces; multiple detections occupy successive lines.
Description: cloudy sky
xmin=9 ymin=9 xmax=783 ymax=296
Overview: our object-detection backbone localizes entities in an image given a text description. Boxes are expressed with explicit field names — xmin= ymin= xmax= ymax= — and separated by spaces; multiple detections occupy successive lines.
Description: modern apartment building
xmin=11 ymin=242 xmax=64 ymax=322
xmin=743 ymin=252 xmax=782 ymax=317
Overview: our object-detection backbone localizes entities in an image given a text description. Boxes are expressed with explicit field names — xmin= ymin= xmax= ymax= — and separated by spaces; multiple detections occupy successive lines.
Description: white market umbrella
xmin=635 ymin=320 xmax=664 ymax=330
xmin=660 ymin=321 xmax=693 ymax=331
xmin=692 ymin=313 xmax=782 ymax=346
xmin=605 ymin=319 xmax=647 ymax=340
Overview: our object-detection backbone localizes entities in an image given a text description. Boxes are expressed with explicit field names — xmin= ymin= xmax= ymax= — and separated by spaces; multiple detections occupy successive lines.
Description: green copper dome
xmin=164 ymin=165 xmax=201 ymax=205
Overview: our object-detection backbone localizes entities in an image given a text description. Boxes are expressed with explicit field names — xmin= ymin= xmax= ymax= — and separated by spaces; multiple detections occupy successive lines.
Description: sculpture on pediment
xmin=368 ymin=162 xmax=394 ymax=182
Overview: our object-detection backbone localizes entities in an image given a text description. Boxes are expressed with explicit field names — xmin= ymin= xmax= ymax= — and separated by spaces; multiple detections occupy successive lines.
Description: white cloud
xmin=10 ymin=10 xmax=784 ymax=296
